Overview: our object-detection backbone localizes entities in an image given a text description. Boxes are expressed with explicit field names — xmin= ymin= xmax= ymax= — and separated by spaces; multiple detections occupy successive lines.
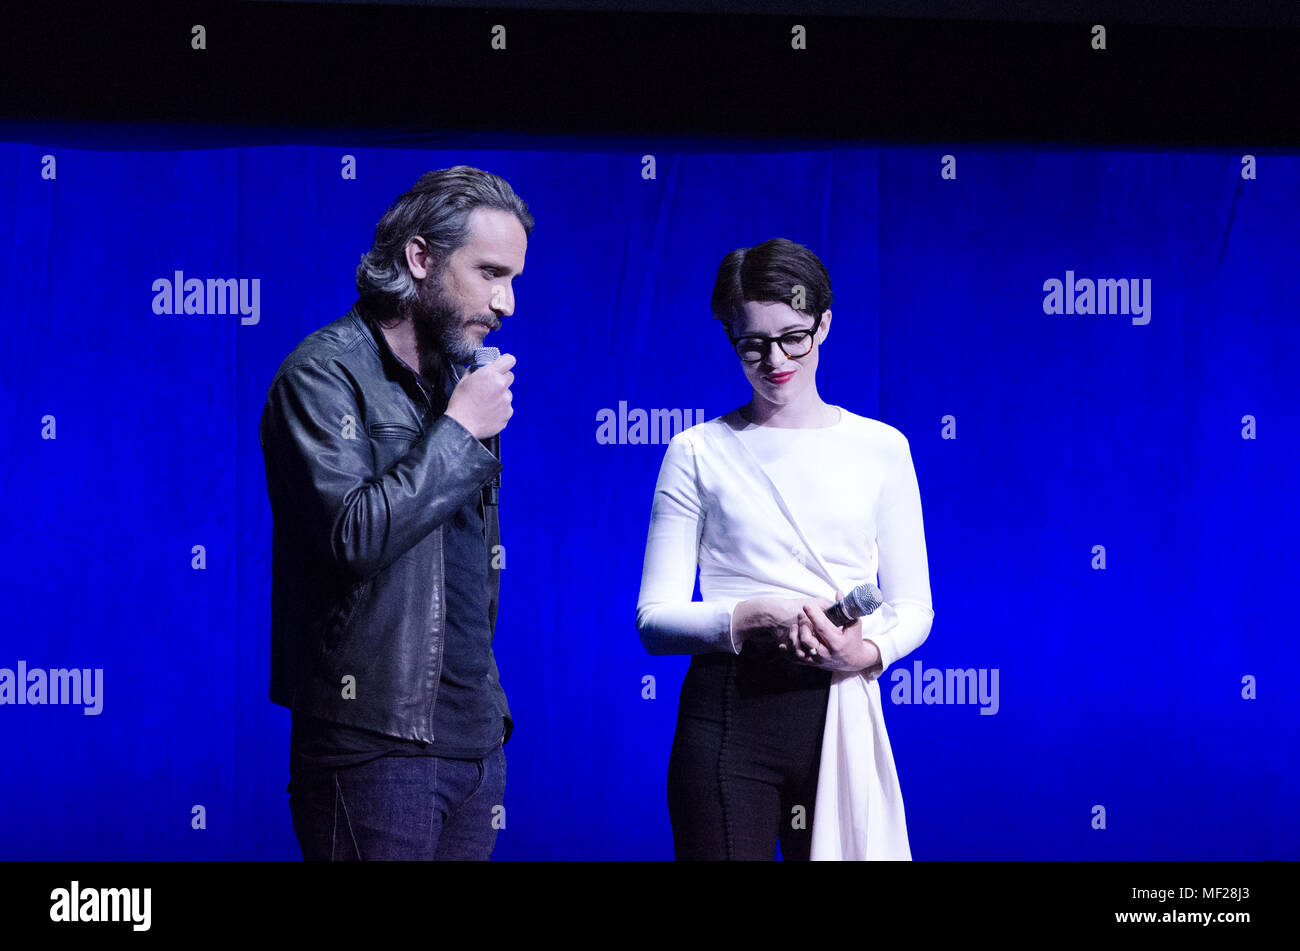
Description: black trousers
xmin=667 ymin=646 xmax=831 ymax=860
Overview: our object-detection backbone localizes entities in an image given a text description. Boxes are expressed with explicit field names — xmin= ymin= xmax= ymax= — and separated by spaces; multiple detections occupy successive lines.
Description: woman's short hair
xmin=710 ymin=237 xmax=833 ymax=335
xmin=356 ymin=165 xmax=534 ymax=308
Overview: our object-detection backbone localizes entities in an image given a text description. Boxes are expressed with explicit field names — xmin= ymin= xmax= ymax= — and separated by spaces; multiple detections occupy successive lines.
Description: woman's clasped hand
xmin=733 ymin=594 xmax=880 ymax=673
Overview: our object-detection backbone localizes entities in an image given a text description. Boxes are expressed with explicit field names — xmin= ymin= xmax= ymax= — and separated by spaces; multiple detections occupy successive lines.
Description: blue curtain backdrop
xmin=0 ymin=129 xmax=1296 ymax=859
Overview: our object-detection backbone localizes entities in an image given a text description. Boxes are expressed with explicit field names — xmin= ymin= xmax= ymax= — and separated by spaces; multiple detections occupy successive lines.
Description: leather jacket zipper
xmin=426 ymin=521 xmax=445 ymax=742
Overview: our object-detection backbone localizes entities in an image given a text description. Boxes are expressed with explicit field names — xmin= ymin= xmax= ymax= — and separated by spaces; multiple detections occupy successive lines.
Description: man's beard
xmin=406 ymin=272 xmax=498 ymax=369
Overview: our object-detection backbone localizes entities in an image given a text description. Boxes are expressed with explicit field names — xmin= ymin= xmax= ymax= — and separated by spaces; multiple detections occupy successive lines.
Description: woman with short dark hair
xmin=637 ymin=237 xmax=935 ymax=860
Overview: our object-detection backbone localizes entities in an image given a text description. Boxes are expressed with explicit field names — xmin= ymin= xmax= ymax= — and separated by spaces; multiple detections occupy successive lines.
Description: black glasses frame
xmin=727 ymin=312 xmax=824 ymax=363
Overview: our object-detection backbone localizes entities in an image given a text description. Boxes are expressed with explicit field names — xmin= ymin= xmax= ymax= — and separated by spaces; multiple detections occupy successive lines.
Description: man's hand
xmin=444 ymin=353 xmax=516 ymax=440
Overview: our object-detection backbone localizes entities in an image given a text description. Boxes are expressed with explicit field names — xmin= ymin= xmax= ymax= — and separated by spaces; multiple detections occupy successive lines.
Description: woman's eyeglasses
xmin=728 ymin=313 xmax=823 ymax=363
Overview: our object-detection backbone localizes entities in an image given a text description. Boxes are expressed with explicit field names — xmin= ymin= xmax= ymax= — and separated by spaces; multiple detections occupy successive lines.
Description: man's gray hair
xmin=356 ymin=166 xmax=534 ymax=307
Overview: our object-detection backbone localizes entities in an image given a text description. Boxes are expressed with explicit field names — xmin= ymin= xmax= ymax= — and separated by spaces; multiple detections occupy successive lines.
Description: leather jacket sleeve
xmin=261 ymin=359 xmax=503 ymax=586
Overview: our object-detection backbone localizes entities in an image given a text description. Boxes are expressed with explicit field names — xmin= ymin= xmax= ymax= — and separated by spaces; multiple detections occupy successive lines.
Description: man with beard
xmin=258 ymin=167 xmax=531 ymax=860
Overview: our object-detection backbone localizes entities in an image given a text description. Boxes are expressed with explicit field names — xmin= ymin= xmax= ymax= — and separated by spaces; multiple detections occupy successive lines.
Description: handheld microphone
xmin=470 ymin=346 xmax=501 ymax=506
xmin=824 ymin=581 xmax=884 ymax=628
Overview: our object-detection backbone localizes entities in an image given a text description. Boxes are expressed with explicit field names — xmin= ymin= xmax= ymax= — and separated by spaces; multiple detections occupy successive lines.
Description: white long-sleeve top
xmin=636 ymin=405 xmax=935 ymax=860
xmin=636 ymin=406 xmax=934 ymax=680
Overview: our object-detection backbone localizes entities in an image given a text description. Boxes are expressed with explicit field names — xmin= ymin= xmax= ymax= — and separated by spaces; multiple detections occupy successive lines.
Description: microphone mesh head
xmin=472 ymin=346 xmax=501 ymax=368
xmin=844 ymin=582 xmax=884 ymax=618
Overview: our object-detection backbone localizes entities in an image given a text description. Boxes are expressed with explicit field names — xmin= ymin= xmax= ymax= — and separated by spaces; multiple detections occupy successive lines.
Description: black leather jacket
xmin=259 ymin=299 xmax=511 ymax=745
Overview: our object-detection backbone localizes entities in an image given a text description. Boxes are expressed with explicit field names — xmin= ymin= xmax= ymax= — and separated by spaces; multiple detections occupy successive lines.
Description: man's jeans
xmin=288 ymin=746 xmax=506 ymax=860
